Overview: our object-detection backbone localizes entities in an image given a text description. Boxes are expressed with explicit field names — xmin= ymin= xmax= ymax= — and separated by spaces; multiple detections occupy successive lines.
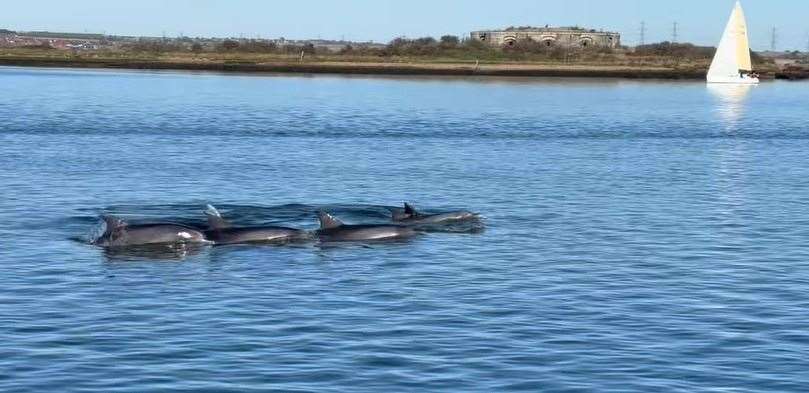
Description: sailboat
xmin=707 ymin=1 xmax=759 ymax=84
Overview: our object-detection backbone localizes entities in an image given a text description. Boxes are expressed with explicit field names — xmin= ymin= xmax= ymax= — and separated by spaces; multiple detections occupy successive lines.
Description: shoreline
xmin=2 ymin=56 xmax=804 ymax=80
xmin=0 ymin=56 xmax=710 ymax=80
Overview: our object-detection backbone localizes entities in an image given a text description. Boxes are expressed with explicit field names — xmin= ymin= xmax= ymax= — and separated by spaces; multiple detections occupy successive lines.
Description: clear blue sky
xmin=1 ymin=0 xmax=807 ymax=50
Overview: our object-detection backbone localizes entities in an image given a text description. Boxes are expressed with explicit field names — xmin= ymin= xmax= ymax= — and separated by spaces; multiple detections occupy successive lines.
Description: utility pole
xmin=640 ymin=21 xmax=646 ymax=46
xmin=806 ymin=33 xmax=809 ymax=53
xmin=672 ymin=22 xmax=678 ymax=43
xmin=770 ymin=27 xmax=777 ymax=51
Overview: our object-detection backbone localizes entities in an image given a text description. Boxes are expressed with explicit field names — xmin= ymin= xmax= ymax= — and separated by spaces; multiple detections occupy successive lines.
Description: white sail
xmin=707 ymin=1 xmax=758 ymax=84
xmin=734 ymin=4 xmax=752 ymax=71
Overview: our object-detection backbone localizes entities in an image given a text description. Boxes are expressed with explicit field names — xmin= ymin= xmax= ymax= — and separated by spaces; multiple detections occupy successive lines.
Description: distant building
xmin=471 ymin=26 xmax=621 ymax=49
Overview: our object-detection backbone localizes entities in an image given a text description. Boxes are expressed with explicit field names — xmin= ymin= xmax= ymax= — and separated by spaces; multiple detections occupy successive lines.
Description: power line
xmin=802 ymin=32 xmax=809 ymax=52
xmin=672 ymin=22 xmax=678 ymax=43
xmin=640 ymin=21 xmax=646 ymax=46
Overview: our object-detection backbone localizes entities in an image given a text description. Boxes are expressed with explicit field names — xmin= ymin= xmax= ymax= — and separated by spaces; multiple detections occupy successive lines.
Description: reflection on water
xmin=713 ymin=139 xmax=750 ymax=226
xmin=708 ymin=84 xmax=754 ymax=128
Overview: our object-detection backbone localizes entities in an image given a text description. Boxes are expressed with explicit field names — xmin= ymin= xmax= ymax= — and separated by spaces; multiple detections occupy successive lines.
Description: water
xmin=2 ymin=66 xmax=809 ymax=392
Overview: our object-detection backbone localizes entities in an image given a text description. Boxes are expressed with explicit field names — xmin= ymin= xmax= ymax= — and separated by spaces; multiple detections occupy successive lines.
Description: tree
xmin=462 ymin=38 xmax=487 ymax=50
xmin=414 ymin=37 xmax=437 ymax=47
xmin=440 ymin=35 xmax=460 ymax=48
xmin=222 ymin=39 xmax=240 ymax=51
xmin=191 ymin=43 xmax=203 ymax=53
xmin=340 ymin=44 xmax=354 ymax=55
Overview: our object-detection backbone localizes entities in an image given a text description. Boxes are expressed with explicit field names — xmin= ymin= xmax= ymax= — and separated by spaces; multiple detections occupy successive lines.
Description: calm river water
xmin=2 ymin=66 xmax=809 ymax=392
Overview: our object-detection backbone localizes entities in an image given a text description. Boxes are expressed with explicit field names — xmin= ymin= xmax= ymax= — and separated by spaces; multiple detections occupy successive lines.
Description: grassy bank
xmin=0 ymin=47 xmax=780 ymax=80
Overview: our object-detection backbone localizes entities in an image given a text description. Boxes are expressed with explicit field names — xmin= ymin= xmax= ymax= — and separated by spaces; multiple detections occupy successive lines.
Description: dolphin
xmin=94 ymin=216 xmax=209 ymax=248
xmin=203 ymin=204 xmax=310 ymax=245
xmin=392 ymin=203 xmax=479 ymax=226
xmin=315 ymin=211 xmax=418 ymax=242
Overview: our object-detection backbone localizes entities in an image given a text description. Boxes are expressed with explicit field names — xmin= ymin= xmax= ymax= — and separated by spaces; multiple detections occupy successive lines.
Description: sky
xmin=1 ymin=0 xmax=807 ymax=50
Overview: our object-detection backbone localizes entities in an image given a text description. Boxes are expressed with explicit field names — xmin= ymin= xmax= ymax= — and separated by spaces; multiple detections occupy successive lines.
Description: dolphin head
xmin=93 ymin=215 xmax=127 ymax=246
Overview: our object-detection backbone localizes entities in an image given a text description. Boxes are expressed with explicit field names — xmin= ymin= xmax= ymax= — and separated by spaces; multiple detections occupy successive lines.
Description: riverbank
xmin=1 ymin=50 xmax=798 ymax=80
xmin=0 ymin=52 xmax=713 ymax=79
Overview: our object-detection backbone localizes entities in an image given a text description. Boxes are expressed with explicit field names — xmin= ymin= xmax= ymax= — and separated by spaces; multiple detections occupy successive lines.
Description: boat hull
xmin=707 ymin=76 xmax=759 ymax=85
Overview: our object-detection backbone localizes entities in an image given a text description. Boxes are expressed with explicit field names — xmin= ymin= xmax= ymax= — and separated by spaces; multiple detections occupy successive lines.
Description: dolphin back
xmin=113 ymin=224 xmax=208 ymax=247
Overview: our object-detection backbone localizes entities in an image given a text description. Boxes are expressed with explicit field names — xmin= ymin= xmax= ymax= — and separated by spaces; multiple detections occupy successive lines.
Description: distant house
xmin=471 ymin=26 xmax=621 ymax=49
xmin=0 ymin=29 xmax=14 ymax=46
xmin=10 ymin=31 xmax=104 ymax=50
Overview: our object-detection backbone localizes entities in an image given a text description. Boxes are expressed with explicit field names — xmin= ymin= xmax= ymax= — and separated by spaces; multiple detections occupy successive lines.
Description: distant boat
xmin=707 ymin=1 xmax=759 ymax=84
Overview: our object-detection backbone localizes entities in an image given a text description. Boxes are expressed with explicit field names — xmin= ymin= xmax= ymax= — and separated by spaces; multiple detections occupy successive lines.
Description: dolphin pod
xmin=92 ymin=203 xmax=480 ymax=249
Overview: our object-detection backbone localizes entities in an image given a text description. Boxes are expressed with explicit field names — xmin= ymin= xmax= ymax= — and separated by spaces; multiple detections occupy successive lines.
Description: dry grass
xmin=2 ymin=48 xmax=756 ymax=79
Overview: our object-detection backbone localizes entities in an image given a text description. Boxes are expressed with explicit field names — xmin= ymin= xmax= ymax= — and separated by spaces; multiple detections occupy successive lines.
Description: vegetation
xmin=22 ymin=41 xmax=55 ymax=50
xmin=126 ymin=39 xmax=185 ymax=53
xmin=779 ymin=50 xmax=809 ymax=62
xmin=632 ymin=42 xmax=714 ymax=59
xmin=1 ymin=29 xmax=735 ymax=68
xmin=0 ymin=31 xmax=783 ymax=78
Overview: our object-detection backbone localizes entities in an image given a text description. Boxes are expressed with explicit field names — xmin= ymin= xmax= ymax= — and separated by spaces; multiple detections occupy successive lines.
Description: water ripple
xmin=2 ymin=67 xmax=809 ymax=392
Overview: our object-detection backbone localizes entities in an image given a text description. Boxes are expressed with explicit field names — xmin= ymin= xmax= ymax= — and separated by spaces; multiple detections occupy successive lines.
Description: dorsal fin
xmin=318 ymin=211 xmax=344 ymax=229
xmin=404 ymin=203 xmax=419 ymax=217
xmin=204 ymin=204 xmax=230 ymax=230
